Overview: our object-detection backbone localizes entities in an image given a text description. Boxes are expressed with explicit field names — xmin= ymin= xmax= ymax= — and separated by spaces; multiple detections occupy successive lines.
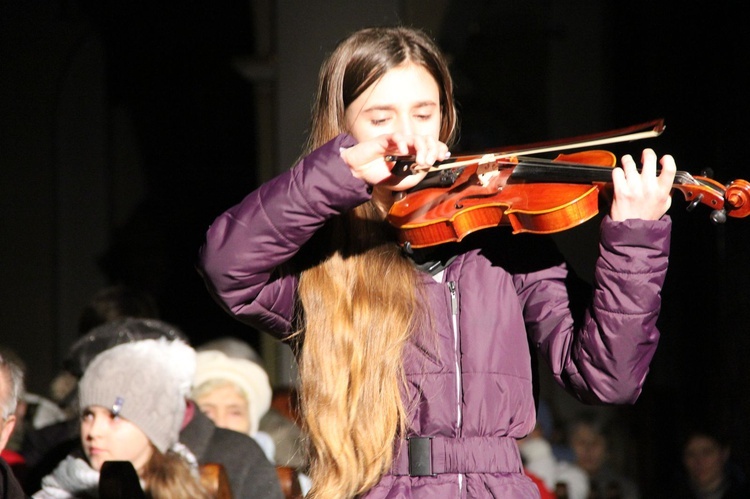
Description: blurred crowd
xmin=1 ymin=285 xmax=308 ymax=498
xmin=2 ymin=284 xmax=749 ymax=498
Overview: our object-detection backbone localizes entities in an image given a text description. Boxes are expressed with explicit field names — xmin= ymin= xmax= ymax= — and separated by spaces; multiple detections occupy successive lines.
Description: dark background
xmin=2 ymin=1 xmax=749 ymax=497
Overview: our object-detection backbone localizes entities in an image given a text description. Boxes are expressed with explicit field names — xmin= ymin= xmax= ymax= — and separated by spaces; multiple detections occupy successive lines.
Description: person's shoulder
xmin=210 ymin=425 xmax=259 ymax=447
xmin=181 ymin=406 xmax=268 ymax=464
xmin=211 ymin=426 xmax=269 ymax=459
xmin=0 ymin=457 xmax=30 ymax=499
xmin=202 ymin=428 xmax=283 ymax=497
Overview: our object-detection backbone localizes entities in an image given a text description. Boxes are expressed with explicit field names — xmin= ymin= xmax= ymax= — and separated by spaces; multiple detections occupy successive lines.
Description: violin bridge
xmin=476 ymin=154 xmax=501 ymax=187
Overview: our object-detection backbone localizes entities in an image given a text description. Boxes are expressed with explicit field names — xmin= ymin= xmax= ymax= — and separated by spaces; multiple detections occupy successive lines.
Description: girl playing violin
xmin=199 ymin=26 xmax=676 ymax=498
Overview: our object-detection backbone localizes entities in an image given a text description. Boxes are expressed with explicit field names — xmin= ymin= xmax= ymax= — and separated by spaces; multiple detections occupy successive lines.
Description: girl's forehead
xmin=360 ymin=64 xmax=438 ymax=103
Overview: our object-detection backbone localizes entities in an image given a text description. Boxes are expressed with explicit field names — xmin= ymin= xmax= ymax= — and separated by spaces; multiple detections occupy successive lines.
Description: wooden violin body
xmin=385 ymin=121 xmax=750 ymax=250
xmin=388 ymin=151 xmax=612 ymax=248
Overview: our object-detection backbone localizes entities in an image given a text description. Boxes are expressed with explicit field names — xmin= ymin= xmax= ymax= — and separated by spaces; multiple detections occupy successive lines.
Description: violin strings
xmin=431 ymin=156 xmax=700 ymax=184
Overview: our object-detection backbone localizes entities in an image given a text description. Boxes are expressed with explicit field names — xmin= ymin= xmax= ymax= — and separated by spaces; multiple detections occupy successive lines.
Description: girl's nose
xmin=213 ymin=410 xmax=228 ymax=429
xmin=395 ymin=114 xmax=413 ymax=136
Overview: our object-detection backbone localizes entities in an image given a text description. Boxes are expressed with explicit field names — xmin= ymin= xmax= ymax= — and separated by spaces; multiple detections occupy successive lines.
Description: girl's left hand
xmin=610 ymin=148 xmax=677 ymax=221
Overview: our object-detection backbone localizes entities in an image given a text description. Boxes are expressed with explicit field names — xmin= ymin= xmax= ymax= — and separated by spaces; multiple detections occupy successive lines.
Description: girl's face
xmin=194 ymin=382 xmax=250 ymax=435
xmin=344 ymin=63 xmax=442 ymax=192
xmin=81 ymin=405 xmax=153 ymax=472
xmin=569 ymin=424 xmax=608 ymax=475
xmin=683 ymin=435 xmax=729 ymax=491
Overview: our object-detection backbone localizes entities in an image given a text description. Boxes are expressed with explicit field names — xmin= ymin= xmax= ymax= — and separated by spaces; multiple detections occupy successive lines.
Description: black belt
xmin=390 ymin=436 xmax=523 ymax=476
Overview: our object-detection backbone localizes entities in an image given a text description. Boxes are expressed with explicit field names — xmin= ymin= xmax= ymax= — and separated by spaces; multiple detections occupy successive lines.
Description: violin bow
xmin=388 ymin=118 xmax=666 ymax=176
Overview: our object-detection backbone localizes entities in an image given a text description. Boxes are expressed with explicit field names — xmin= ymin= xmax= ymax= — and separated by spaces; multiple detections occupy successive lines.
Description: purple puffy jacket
xmin=199 ymin=134 xmax=671 ymax=498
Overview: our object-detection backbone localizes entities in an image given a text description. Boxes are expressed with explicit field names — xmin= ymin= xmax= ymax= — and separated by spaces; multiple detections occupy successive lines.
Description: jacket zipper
xmin=448 ymin=280 xmax=463 ymax=494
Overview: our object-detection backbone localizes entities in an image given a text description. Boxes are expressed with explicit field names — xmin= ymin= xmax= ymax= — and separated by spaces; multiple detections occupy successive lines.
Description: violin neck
xmin=510 ymin=161 xmax=614 ymax=184
xmin=511 ymin=161 xmax=694 ymax=187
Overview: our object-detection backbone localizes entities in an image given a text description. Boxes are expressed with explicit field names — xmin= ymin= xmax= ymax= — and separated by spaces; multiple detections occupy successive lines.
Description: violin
xmin=385 ymin=119 xmax=750 ymax=251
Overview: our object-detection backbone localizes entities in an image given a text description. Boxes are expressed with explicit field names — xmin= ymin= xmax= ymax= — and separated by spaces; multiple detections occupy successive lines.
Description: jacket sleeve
xmin=518 ymin=215 xmax=671 ymax=404
xmin=198 ymin=134 xmax=370 ymax=338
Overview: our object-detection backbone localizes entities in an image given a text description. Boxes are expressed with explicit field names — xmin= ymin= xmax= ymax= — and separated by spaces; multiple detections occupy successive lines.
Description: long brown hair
xmin=141 ymin=446 xmax=211 ymax=499
xmin=297 ymin=26 xmax=458 ymax=498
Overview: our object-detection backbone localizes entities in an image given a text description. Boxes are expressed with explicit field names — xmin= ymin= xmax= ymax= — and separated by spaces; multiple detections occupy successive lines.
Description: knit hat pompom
xmin=193 ymin=350 xmax=272 ymax=436
xmin=78 ymin=338 xmax=195 ymax=453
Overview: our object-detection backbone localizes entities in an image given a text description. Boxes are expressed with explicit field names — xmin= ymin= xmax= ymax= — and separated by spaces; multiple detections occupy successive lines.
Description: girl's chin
xmin=87 ymin=456 xmax=105 ymax=471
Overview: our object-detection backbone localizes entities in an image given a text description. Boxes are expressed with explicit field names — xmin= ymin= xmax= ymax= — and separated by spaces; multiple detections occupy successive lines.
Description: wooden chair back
xmin=200 ymin=462 xmax=233 ymax=499
xmin=275 ymin=465 xmax=303 ymax=499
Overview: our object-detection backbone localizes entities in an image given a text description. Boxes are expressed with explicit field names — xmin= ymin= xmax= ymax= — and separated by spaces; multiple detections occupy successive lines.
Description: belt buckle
xmin=407 ymin=436 xmax=434 ymax=476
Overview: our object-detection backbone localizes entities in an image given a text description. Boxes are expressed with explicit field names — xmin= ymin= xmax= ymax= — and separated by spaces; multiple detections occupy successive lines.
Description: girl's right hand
xmin=341 ymin=133 xmax=449 ymax=189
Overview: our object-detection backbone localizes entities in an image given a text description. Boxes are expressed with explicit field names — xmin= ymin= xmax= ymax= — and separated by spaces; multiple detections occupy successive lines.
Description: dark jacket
xmin=181 ymin=406 xmax=283 ymax=499
xmin=668 ymin=463 xmax=750 ymax=499
xmin=199 ymin=134 xmax=671 ymax=498
xmin=1 ymin=457 xmax=30 ymax=499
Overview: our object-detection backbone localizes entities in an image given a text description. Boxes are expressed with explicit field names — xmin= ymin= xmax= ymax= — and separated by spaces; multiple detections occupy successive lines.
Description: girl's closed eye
xmin=368 ymin=113 xmax=392 ymax=126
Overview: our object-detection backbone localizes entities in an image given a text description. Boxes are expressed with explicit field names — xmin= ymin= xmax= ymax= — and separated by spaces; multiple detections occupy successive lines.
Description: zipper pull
xmin=448 ymin=281 xmax=458 ymax=315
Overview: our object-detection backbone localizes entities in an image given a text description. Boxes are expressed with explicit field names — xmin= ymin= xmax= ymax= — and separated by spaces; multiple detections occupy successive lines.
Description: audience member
xmin=568 ymin=412 xmax=640 ymax=499
xmin=20 ymin=316 xmax=185 ymax=480
xmin=519 ymin=408 xmax=589 ymax=499
xmin=1 ymin=349 xmax=29 ymax=498
xmin=196 ymin=338 xmax=308 ymax=471
xmin=0 ymin=348 xmax=27 ymax=476
xmin=195 ymin=338 xmax=311 ymax=495
xmin=49 ymin=284 xmax=161 ymax=417
xmin=0 ymin=347 xmax=66 ymax=474
xmin=192 ymin=349 xmax=276 ymax=461
xmin=32 ymin=338 xmax=210 ymax=498
xmin=25 ymin=318 xmax=283 ymax=498
xmin=13 ymin=283 xmax=161 ymax=481
xmin=670 ymin=426 xmax=750 ymax=499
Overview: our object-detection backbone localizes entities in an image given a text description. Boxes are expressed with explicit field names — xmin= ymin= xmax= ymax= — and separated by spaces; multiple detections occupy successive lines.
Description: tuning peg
xmin=686 ymin=194 xmax=704 ymax=212
xmin=710 ymin=209 xmax=727 ymax=224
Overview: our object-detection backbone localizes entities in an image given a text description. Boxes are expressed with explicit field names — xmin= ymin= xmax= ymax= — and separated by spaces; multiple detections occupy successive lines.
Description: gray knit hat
xmin=78 ymin=337 xmax=195 ymax=453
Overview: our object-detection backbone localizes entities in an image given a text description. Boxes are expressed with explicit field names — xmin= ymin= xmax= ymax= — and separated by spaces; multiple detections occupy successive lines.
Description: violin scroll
xmin=714 ymin=179 xmax=750 ymax=224
xmin=673 ymin=175 xmax=750 ymax=225
xmin=724 ymin=179 xmax=750 ymax=214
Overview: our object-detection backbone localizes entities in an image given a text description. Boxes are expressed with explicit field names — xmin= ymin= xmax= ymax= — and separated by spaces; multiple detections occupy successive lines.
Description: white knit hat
xmin=193 ymin=350 xmax=272 ymax=436
xmin=78 ymin=338 xmax=195 ymax=453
